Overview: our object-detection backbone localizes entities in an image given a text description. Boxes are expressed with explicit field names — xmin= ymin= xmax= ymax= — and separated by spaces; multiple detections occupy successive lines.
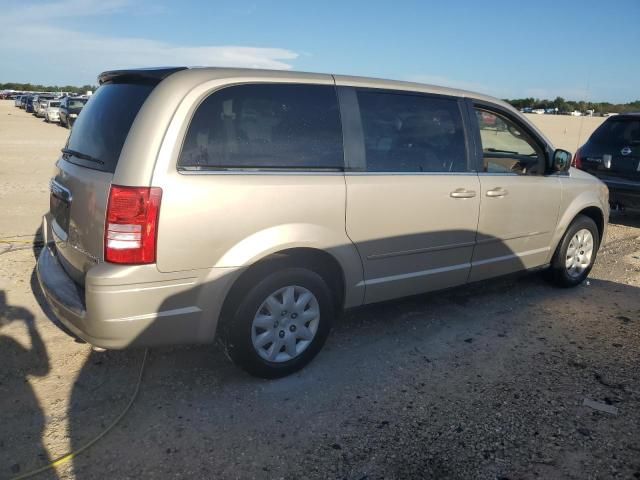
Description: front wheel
xmin=221 ymin=268 xmax=334 ymax=378
xmin=547 ymin=215 xmax=599 ymax=287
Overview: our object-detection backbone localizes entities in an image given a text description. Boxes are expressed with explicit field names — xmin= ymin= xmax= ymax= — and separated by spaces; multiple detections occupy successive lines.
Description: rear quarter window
xmin=65 ymin=83 xmax=154 ymax=173
xmin=178 ymin=83 xmax=344 ymax=170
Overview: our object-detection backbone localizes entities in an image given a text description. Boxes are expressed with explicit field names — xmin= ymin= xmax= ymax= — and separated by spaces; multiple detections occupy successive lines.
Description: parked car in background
xmin=44 ymin=100 xmax=62 ymax=123
xmin=37 ymin=67 xmax=609 ymax=378
xmin=574 ymin=113 xmax=640 ymax=211
xmin=59 ymin=96 xmax=88 ymax=128
xmin=14 ymin=95 xmax=23 ymax=107
xmin=34 ymin=95 xmax=55 ymax=117
xmin=25 ymin=95 xmax=37 ymax=113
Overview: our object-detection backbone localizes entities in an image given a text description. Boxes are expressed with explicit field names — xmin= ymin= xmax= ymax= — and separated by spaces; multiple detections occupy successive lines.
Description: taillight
xmin=105 ymin=185 xmax=162 ymax=264
xmin=571 ymin=149 xmax=583 ymax=169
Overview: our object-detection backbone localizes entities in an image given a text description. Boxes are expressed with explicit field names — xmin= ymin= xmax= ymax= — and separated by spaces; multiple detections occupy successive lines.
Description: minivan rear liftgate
xmin=45 ymin=73 xmax=177 ymax=283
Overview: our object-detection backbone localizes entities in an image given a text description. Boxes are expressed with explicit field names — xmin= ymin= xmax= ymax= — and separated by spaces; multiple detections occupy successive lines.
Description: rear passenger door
xmin=339 ymin=86 xmax=480 ymax=303
xmin=468 ymin=104 xmax=561 ymax=281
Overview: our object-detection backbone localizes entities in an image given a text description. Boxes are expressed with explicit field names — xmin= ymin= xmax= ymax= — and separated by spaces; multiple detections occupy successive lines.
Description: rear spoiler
xmin=98 ymin=67 xmax=188 ymax=85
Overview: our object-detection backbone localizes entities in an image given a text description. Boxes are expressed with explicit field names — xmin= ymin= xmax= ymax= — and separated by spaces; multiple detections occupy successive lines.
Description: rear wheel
xmin=221 ymin=267 xmax=334 ymax=378
xmin=547 ymin=215 xmax=599 ymax=287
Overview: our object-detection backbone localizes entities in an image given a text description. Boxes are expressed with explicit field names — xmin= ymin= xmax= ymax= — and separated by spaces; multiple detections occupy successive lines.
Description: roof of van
xmin=98 ymin=67 xmax=553 ymax=151
xmin=97 ymin=66 xmax=507 ymax=108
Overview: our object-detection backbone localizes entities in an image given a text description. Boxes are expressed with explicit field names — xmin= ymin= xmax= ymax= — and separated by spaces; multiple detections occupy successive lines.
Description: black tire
xmin=221 ymin=267 xmax=334 ymax=378
xmin=547 ymin=215 xmax=599 ymax=287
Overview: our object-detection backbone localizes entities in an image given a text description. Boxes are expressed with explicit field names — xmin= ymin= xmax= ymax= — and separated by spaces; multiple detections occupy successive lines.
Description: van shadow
xmin=0 ymin=290 xmax=53 ymax=479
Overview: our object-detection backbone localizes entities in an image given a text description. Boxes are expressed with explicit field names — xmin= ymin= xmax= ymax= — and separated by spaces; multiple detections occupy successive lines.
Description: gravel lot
xmin=1 ymin=100 xmax=639 ymax=480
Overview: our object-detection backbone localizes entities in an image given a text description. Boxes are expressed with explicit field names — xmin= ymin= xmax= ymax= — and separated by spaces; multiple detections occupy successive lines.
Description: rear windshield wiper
xmin=61 ymin=148 xmax=104 ymax=165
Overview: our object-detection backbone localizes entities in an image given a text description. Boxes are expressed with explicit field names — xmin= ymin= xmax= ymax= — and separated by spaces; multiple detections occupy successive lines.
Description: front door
xmin=341 ymin=87 xmax=481 ymax=303
xmin=469 ymin=107 xmax=562 ymax=282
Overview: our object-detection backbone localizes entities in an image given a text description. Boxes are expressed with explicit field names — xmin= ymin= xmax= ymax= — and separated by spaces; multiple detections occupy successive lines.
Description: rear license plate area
xmin=50 ymin=180 xmax=71 ymax=234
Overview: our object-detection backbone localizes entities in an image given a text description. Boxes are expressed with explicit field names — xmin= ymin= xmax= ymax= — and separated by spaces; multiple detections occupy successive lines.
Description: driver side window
xmin=475 ymin=109 xmax=544 ymax=175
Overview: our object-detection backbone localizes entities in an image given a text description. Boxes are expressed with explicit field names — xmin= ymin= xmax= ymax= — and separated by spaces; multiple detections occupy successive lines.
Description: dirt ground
xmin=525 ymin=114 xmax=605 ymax=154
xmin=1 ymin=100 xmax=639 ymax=480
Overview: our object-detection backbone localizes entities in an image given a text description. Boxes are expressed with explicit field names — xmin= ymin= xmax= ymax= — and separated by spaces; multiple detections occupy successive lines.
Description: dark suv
xmin=25 ymin=95 xmax=36 ymax=113
xmin=59 ymin=96 xmax=88 ymax=128
xmin=574 ymin=113 xmax=640 ymax=210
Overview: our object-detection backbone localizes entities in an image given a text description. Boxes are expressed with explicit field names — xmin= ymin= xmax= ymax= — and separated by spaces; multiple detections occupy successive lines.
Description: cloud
xmin=0 ymin=0 xmax=299 ymax=84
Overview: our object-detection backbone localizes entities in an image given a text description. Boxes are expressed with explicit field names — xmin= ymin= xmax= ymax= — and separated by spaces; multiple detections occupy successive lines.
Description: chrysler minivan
xmin=37 ymin=67 xmax=609 ymax=378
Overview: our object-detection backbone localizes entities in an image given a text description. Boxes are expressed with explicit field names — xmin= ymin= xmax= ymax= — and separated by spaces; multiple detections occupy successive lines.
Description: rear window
xmin=67 ymin=98 xmax=88 ymax=108
xmin=591 ymin=117 xmax=640 ymax=145
xmin=65 ymin=83 xmax=154 ymax=172
xmin=178 ymin=83 xmax=343 ymax=170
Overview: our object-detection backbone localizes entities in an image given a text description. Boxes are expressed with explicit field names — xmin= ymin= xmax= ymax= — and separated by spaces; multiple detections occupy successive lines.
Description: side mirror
xmin=552 ymin=149 xmax=571 ymax=172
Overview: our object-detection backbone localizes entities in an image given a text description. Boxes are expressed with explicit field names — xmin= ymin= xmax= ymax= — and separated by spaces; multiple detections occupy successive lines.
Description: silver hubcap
xmin=251 ymin=285 xmax=320 ymax=363
xmin=565 ymin=228 xmax=594 ymax=278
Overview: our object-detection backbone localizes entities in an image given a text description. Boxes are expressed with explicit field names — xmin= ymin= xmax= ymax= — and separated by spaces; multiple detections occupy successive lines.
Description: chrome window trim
xmin=345 ymin=171 xmax=478 ymax=176
xmin=178 ymin=170 xmax=345 ymax=176
xmin=178 ymin=170 xmax=480 ymax=176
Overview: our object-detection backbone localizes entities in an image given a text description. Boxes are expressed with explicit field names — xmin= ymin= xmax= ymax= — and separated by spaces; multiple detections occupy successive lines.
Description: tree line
xmin=504 ymin=96 xmax=640 ymax=114
xmin=0 ymin=82 xmax=98 ymax=94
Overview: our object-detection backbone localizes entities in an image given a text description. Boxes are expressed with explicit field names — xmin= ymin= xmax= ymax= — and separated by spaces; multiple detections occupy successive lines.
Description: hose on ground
xmin=11 ymin=349 xmax=149 ymax=479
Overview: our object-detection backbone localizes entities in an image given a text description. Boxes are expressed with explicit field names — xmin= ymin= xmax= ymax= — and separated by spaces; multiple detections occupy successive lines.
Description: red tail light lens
xmin=571 ymin=149 xmax=583 ymax=169
xmin=105 ymin=185 xmax=162 ymax=264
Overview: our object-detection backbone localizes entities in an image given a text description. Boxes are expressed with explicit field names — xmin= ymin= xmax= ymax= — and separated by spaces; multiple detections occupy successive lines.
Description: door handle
xmin=450 ymin=188 xmax=476 ymax=199
xmin=486 ymin=188 xmax=508 ymax=198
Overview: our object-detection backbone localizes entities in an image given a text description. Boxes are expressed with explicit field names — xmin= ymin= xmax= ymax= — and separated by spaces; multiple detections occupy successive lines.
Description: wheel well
xmin=577 ymin=206 xmax=604 ymax=242
xmin=219 ymin=248 xmax=346 ymax=327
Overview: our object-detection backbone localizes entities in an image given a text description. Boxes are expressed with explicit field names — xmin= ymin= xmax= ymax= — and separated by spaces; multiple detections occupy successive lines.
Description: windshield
xmin=49 ymin=101 xmax=60 ymax=107
xmin=591 ymin=117 xmax=640 ymax=145
xmin=65 ymin=83 xmax=154 ymax=172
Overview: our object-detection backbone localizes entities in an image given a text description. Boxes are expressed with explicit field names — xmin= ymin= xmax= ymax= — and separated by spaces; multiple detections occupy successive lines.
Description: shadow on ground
xmin=0 ymin=291 xmax=53 ymax=480
xmin=60 ymin=274 xmax=640 ymax=479
xmin=609 ymin=210 xmax=640 ymax=228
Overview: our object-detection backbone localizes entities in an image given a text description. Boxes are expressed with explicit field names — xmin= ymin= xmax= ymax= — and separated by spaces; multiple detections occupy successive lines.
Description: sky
xmin=0 ymin=0 xmax=638 ymax=103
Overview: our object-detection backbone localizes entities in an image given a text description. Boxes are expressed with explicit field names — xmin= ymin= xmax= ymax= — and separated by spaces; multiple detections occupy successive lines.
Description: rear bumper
xmin=37 ymin=216 xmax=242 ymax=349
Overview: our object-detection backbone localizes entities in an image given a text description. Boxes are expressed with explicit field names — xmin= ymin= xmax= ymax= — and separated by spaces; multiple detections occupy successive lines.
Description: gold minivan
xmin=37 ymin=67 xmax=609 ymax=377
